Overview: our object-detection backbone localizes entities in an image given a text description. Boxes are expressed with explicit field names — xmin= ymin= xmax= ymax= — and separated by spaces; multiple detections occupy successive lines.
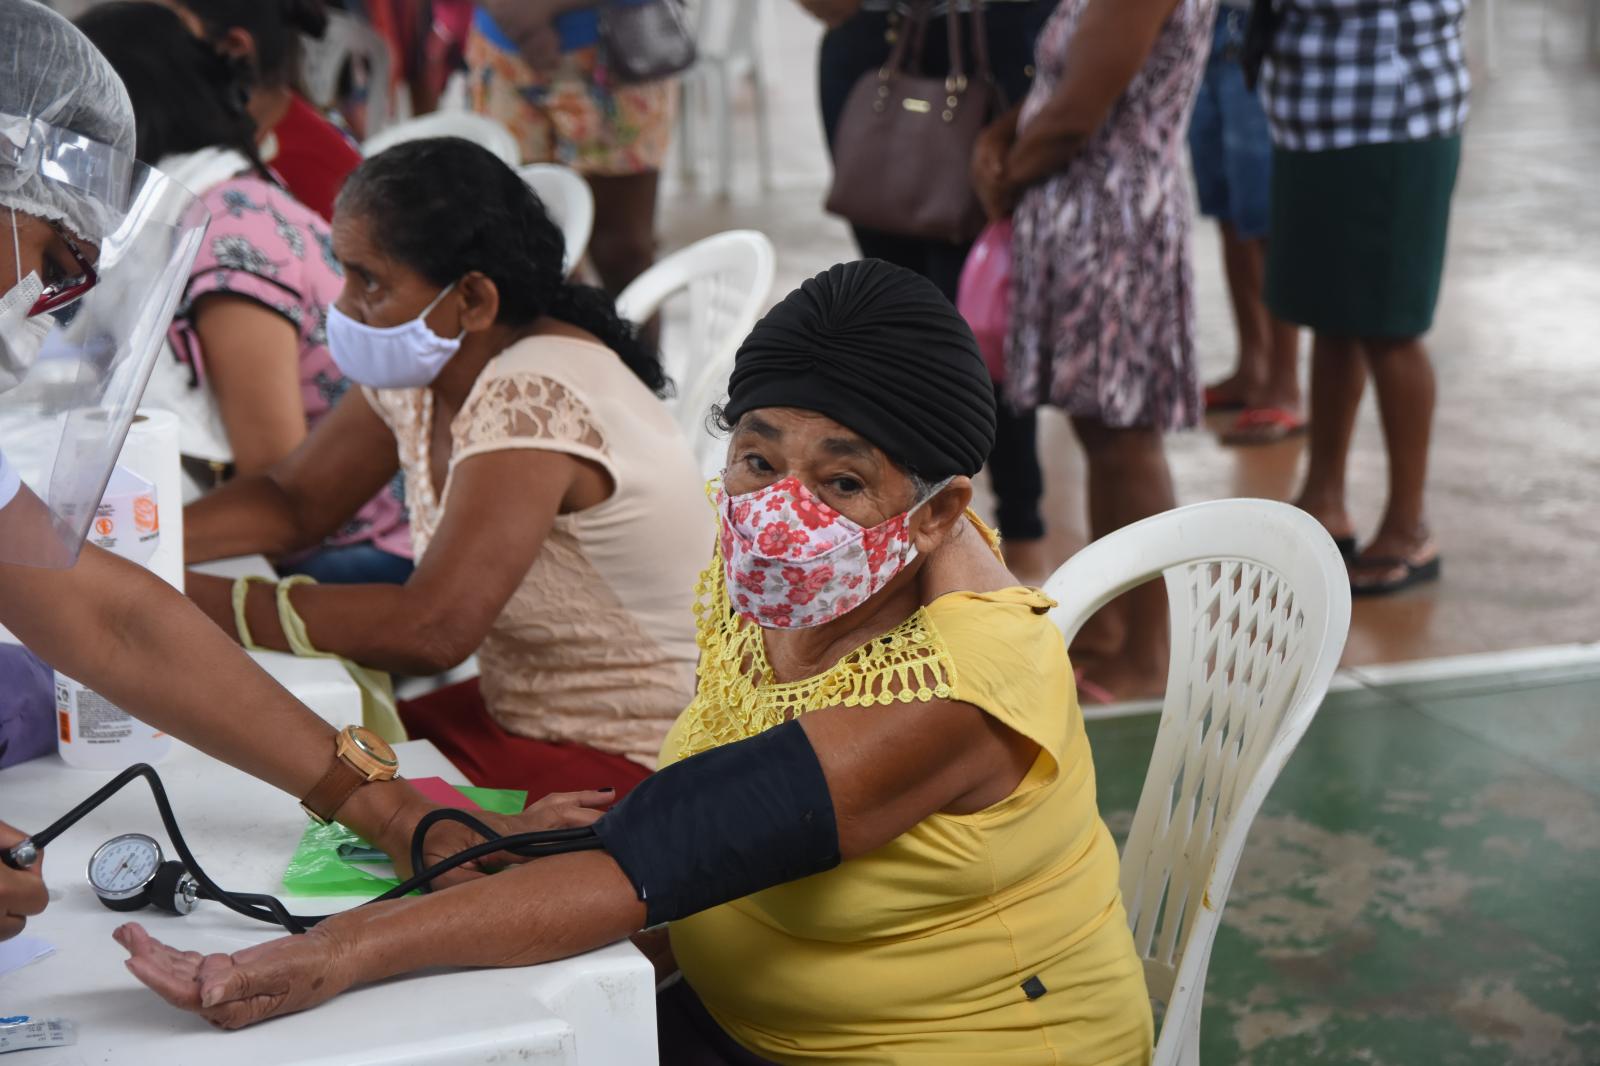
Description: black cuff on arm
xmin=592 ymin=720 xmax=841 ymax=927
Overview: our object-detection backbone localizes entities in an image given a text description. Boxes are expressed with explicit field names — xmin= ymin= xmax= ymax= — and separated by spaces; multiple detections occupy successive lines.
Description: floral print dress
xmin=1005 ymin=0 xmax=1216 ymax=430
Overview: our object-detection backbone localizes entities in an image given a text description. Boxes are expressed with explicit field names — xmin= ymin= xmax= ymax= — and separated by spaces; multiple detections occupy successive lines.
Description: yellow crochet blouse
xmin=662 ymin=515 xmax=1153 ymax=1065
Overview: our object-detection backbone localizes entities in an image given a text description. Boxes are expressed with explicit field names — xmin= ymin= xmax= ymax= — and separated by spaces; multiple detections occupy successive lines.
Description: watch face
xmin=347 ymin=726 xmax=398 ymax=767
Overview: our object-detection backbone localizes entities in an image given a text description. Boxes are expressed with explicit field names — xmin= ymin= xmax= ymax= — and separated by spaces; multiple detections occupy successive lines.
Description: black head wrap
xmin=722 ymin=260 xmax=997 ymax=479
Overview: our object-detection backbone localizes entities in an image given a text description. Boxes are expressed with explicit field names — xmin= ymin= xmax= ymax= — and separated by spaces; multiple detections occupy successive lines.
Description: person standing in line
xmin=468 ymin=1 xmax=676 ymax=301
xmin=973 ymin=0 xmax=1217 ymax=699
xmin=1188 ymin=0 xmax=1302 ymax=445
xmin=1255 ymin=0 xmax=1468 ymax=593
xmin=801 ymin=0 xmax=1056 ymax=585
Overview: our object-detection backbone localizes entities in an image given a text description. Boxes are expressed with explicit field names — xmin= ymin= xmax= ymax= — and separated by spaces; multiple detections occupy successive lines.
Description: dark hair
xmin=175 ymin=0 xmax=328 ymax=90
xmin=76 ymin=3 xmax=267 ymax=176
xmin=338 ymin=138 xmax=669 ymax=397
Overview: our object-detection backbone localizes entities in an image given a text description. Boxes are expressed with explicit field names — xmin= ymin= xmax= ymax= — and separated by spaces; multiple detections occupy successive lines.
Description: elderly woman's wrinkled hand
xmin=114 ymin=922 xmax=354 ymax=1030
xmin=389 ymin=788 xmax=618 ymax=890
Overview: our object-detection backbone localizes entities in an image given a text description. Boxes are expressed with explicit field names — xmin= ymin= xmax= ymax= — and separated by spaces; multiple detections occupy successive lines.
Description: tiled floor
xmin=656 ymin=0 xmax=1600 ymax=669
xmin=1086 ymin=661 xmax=1600 ymax=1065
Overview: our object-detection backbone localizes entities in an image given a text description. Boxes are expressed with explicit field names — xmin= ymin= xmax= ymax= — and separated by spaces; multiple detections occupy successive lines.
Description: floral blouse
xmin=167 ymin=175 xmax=411 ymax=558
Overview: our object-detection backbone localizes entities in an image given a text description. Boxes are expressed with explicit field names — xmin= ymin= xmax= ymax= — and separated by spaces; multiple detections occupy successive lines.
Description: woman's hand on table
xmin=115 ymin=922 xmax=354 ymax=1030
xmin=359 ymin=781 xmax=617 ymax=888
xmin=0 ymin=821 xmax=47 ymax=942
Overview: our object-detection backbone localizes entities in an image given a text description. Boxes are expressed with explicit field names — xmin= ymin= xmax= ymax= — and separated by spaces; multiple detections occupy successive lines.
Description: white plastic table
xmin=0 ymin=740 xmax=656 ymax=1065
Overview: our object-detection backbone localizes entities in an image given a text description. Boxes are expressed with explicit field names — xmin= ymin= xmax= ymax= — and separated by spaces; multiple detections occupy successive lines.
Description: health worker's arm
xmin=0 ymin=486 xmax=588 ymax=880
xmin=116 ymin=688 xmax=1042 ymax=1028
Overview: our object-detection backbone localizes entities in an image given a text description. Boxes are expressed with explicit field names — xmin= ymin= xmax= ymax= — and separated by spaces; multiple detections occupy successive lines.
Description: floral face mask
xmin=712 ymin=474 xmax=947 ymax=629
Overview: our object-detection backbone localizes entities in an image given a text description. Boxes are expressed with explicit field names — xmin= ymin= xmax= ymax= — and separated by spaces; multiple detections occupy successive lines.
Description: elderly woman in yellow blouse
xmin=112 ymin=261 xmax=1152 ymax=1065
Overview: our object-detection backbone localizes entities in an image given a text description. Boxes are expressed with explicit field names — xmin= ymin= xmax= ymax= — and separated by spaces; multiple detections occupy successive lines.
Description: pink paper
xmin=409 ymin=776 xmax=479 ymax=809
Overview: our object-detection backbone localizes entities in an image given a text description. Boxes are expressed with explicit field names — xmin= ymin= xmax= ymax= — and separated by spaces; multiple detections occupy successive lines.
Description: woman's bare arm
xmin=0 ymin=498 xmax=416 ymax=849
xmin=190 ymin=443 xmax=606 ymax=676
xmin=185 ymin=389 xmax=399 ymax=563
xmin=194 ymin=295 xmax=308 ymax=477
xmin=1003 ymin=0 xmax=1183 ymax=191
xmin=118 ymin=686 xmax=1042 ymax=1028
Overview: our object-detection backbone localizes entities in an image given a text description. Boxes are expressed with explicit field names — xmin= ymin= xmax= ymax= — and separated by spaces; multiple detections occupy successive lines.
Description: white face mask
xmin=0 ymin=271 xmax=48 ymax=393
xmin=1 ymin=207 xmax=50 ymax=393
xmin=326 ymin=281 xmax=464 ymax=389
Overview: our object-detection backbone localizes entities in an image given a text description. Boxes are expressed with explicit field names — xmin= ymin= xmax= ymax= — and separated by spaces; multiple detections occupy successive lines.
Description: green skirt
xmin=1266 ymin=135 xmax=1462 ymax=339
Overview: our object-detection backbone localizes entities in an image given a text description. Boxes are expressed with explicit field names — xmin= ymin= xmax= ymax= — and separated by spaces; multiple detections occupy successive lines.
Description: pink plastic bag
xmin=955 ymin=219 xmax=1013 ymax=384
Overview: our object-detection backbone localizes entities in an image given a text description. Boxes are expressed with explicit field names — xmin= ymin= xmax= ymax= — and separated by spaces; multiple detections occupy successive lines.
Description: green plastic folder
xmin=280 ymin=787 xmax=527 ymax=896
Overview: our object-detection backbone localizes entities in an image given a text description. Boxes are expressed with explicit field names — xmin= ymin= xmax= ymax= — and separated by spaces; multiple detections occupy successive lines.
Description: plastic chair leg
xmin=750 ymin=69 xmax=774 ymax=192
xmin=713 ymin=69 xmax=734 ymax=200
xmin=676 ymin=79 xmax=699 ymax=186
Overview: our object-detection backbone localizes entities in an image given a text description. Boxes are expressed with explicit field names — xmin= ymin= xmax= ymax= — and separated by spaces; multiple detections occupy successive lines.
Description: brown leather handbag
xmin=825 ymin=1 xmax=1004 ymax=246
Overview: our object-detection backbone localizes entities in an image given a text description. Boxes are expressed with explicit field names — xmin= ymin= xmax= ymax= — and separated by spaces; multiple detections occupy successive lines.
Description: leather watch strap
xmin=300 ymin=757 xmax=367 ymax=825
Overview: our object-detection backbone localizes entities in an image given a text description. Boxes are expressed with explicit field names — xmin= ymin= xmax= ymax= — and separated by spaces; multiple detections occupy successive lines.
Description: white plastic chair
xmin=613 ymin=230 xmax=776 ymax=479
xmin=519 ymin=164 xmax=595 ymax=277
xmin=301 ymin=11 xmax=395 ymax=137
xmin=1042 ymin=500 xmax=1352 ymax=1066
xmin=363 ymin=110 xmax=521 ymax=167
xmin=676 ymin=0 xmax=773 ymax=197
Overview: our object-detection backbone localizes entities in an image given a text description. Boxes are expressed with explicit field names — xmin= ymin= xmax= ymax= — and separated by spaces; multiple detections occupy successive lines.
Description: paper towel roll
xmin=114 ymin=408 xmax=184 ymax=591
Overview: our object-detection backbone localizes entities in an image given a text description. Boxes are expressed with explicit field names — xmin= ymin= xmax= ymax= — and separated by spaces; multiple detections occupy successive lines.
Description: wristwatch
xmin=300 ymin=725 xmax=400 ymax=825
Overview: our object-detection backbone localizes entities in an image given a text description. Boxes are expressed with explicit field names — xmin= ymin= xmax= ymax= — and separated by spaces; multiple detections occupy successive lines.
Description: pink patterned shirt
xmin=168 ymin=175 xmax=411 ymax=558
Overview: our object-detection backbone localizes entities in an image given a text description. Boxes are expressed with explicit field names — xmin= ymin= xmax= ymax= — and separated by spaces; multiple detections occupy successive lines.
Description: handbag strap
xmin=968 ymin=1 xmax=994 ymax=87
xmin=882 ymin=3 xmax=924 ymax=80
xmin=946 ymin=2 xmax=994 ymax=97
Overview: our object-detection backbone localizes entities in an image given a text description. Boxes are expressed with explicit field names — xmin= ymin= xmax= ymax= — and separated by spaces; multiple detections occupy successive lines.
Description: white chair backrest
xmin=518 ymin=164 xmax=594 ymax=276
xmin=1042 ymin=500 xmax=1351 ymax=1066
xmin=362 ymin=111 xmax=521 ymax=167
xmin=614 ymin=230 xmax=776 ymax=480
xmin=302 ymin=12 xmax=394 ymax=136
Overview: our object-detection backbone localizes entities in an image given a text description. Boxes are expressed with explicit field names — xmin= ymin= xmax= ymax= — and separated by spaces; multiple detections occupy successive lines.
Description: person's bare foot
xmin=1290 ymin=494 xmax=1356 ymax=544
xmin=1004 ymin=538 xmax=1052 ymax=586
xmin=1204 ymin=371 xmax=1258 ymax=411
xmin=1350 ymin=528 xmax=1440 ymax=594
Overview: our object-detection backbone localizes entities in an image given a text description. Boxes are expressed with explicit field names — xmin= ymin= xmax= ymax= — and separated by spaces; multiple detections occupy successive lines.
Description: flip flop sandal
xmin=1221 ymin=407 xmax=1308 ymax=445
xmin=1350 ymin=553 xmax=1443 ymax=596
xmin=1204 ymin=385 xmax=1247 ymax=413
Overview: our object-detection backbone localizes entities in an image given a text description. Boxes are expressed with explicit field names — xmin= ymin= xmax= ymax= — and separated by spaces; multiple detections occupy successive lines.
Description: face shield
xmin=0 ymin=111 xmax=207 ymax=568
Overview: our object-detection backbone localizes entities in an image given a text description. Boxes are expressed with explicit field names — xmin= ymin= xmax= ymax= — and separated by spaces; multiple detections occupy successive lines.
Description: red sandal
xmin=1221 ymin=406 xmax=1307 ymax=445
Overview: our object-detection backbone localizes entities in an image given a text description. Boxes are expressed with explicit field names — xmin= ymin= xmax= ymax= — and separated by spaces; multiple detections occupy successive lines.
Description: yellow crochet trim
xmin=675 ymin=548 xmax=961 ymax=761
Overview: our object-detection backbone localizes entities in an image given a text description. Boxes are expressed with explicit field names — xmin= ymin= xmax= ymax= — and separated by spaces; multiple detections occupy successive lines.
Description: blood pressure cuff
xmin=592 ymin=720 xmax=841 ymax=926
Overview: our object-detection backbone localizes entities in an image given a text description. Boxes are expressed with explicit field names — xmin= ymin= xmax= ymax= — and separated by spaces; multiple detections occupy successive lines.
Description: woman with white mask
xmin=183 ymin=136 xmax=710 ymax=799
xmin=0 ymin=0 xmax=602 ymax=943
xmin=79 ymin=3 xmax=412 ymax=586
